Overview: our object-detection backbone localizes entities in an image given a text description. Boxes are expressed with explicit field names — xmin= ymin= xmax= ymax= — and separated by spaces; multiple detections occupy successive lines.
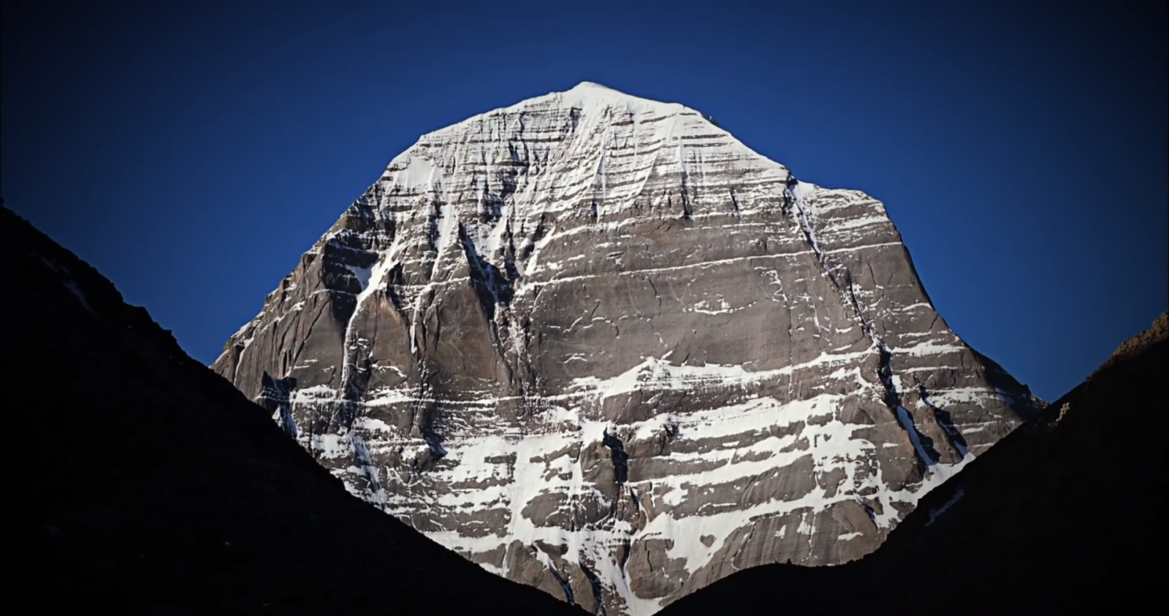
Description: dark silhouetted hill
xmin=10 ymin=203 xmax=582 ymax=615
xmin=660 ymin=312 xmax=1167 ymax=615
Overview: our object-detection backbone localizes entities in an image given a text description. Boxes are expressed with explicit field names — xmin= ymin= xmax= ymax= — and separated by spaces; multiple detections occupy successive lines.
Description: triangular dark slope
xmin=10 ymin=205 xmax=582 ymax=615
xmin=659 ymin=313 xmax=1167 ymax=615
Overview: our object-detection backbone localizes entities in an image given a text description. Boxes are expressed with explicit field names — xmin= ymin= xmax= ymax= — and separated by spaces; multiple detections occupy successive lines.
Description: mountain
xmin=658 ymin=311 xmax=1168 ymax=615
xmin=11 ymin=205 xmax=581 ymax=616
xmin=210 ymin=81 xmax=1044 ymax=614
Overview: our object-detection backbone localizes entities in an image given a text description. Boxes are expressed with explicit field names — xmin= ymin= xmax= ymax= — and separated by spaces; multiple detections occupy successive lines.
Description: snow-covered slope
xmin=213 ymin=81 xmax=1043 ymax=615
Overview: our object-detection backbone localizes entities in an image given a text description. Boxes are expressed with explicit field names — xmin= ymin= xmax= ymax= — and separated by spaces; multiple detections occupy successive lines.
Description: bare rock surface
xmin=213 ymin=82 xmax=1043 ymax=615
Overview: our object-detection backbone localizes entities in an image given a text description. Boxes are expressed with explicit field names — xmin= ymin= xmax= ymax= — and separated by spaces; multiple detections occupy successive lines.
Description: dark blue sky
xmin=3 ymin=0 xmax=1165 ymax=401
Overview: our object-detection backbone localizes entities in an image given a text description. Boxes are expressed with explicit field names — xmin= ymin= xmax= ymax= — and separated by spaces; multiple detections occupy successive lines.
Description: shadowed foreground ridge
xmin=11 ymin=204 xmax=581 ymax=615
xmin=660 ymin=312 xmax=1168 ymax=615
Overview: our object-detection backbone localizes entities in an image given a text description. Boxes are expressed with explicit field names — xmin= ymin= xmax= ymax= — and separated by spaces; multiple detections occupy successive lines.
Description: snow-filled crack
xmin=260 ymin=372 xmax=298 ymax=440
xmin=919 ymin=385 xmax=969 ymax=457
xmin=785 ymin=177 xmax=943 ymax=474
xmin=351 ymin=431 xmax=387 ymax=509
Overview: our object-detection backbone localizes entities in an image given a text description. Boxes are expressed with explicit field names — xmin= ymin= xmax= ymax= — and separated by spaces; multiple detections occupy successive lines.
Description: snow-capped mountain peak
xmin=213 ymin=83 xmax=1042 ymax=615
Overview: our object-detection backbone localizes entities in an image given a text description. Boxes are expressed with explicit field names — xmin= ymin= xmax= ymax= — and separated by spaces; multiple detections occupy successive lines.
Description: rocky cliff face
xmin=211 ymin=82 xmax=1043 ymax=615
xmin=9 ymin=205 xmax=581 ymax=616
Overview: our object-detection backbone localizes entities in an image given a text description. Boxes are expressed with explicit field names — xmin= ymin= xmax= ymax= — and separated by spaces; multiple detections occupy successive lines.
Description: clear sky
xmin=3 ymin=0 xmax=1165 ymax=401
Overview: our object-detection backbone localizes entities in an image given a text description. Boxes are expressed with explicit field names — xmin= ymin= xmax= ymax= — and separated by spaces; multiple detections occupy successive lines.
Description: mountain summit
xmin=212 ymin=82 xmax=1043 ymax=615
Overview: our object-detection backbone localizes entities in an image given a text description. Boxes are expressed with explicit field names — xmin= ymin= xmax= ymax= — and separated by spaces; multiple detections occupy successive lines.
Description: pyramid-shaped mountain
xmin=211 ymin=81 xmax=1043 ymax=615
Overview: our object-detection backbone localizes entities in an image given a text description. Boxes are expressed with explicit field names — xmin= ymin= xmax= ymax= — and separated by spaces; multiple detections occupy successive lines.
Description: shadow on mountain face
xmin=660 ymin=313 xmax=1168 ymax=616
xmin=9 ymin=205 xmax=582 ymax=615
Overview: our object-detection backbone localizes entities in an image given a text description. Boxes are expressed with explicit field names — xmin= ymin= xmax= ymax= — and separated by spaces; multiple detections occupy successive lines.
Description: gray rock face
xmin=212 ymin=81 xmax=1043 ymax=615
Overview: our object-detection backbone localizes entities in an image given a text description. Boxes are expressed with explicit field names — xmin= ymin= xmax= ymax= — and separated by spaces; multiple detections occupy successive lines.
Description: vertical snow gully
xmin=458 ymin=222 xmax=531 ymax=392
xmin=783 ymin=175 xmax=833 ymax=285
xmin=407 ymin=370 xmax=441 ymax=448
xmin=259 ymin=371 xmax=299 ymax=441
xmin=333 ymin=252 xmax=389 ymax=508
xmin=546 ymin=560 xmax=575 ymax=606
xmin=856 ymin=496 xmax=879 ymax=525
xmin=618 ymin=538 xmax=632 ymax=574
xmin=339 ymin=250 xmax=383 ymax=408
xmin=580 ymin=562 xmax=607 ymax=616
xmin=783 ymin=176 xmax=942 ymax=474
xmin=920 ymin=384 xmax=969 ymax=457
xmin=628 ymin=486 xmax=643 ymax=517
xmin=350 ymin=431 xmax=387 ymax=510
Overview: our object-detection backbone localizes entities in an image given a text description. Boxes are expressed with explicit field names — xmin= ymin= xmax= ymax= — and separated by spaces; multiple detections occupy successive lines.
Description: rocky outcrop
xmin=10 ymin=205 xmax=581 ymax=616
xmin=658 ymin=312 xmax=1169 ymax=616
xmin=211 ymin=82 xmax=1043 ymax=615
xmin=1091 ymin=311 xmax=1168 ymax=377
